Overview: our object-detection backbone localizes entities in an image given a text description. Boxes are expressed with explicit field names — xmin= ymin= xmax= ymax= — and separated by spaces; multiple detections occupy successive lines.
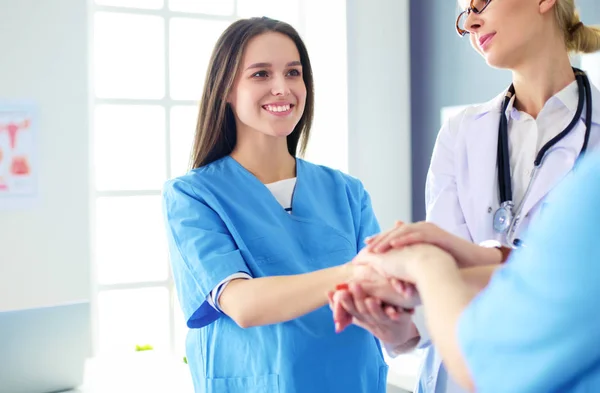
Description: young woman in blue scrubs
xmin=162 ymin=17 xmax=390 ymax=393
xmin=346 ymin=151 xmax=600 ymax=393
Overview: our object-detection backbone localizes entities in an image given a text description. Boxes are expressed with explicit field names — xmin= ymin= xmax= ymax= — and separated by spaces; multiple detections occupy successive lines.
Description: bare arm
xmin=410 ymin=250 xmax=477 ymax=392
xmin=353 ymin=245 xmax=479 ymax=390
xmin=219 ymin=264 xmax=352 ymax=328
xmin=460 ymin=263 xmax=502 ymax=291
xmin=359 ymin=264 xmax=500 ymax=356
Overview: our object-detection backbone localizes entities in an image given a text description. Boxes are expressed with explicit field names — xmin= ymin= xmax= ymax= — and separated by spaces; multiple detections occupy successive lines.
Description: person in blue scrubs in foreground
xmin=162 ymin=17 xmax=394 ymax=393
xmin=341 ymin=152 xmax=600 ymax=393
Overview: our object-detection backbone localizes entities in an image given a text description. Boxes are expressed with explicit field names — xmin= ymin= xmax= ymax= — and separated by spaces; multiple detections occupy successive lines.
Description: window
xmin=91 ymin=0 xmax=347 ymax=357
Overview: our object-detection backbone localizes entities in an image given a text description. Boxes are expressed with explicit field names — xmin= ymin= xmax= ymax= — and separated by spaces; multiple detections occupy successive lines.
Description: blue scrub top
xmin=163 ymin=156 xmax=388 ymax=393
xmin=458 ymin=152 xmax=600 ymax=393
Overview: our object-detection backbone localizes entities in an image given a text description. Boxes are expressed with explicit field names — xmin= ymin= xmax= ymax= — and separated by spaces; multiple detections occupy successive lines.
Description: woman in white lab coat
xmin=331 ymin=1 xmax=600 ymax=392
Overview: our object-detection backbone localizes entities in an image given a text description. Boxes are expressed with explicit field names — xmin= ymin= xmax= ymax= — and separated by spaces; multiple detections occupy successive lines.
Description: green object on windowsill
xmin=135 ymin=344 xmax=154 ymax=351
xmin=183 ymin=356 xmax=188 ymax=364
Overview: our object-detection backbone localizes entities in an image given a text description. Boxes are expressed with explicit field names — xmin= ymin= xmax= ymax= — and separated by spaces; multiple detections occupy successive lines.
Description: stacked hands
xmin=328 ymin=221 xmax=503 ymax=347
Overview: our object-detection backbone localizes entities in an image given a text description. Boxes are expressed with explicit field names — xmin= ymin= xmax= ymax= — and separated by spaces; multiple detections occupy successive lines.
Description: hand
xmin=366 ymin=221 xmax=501 ymax=268
xmin=352 ymin=244 xmax=455 ymax=283
xmin=350 ymin=263 xmax=421 ymax=308
xmin=328 ymin=283 xmax=418 ymax=348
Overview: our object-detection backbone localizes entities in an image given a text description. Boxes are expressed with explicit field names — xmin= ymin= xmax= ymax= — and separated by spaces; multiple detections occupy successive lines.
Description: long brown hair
xmin=189 ymin=17 xmax=314 ymax=169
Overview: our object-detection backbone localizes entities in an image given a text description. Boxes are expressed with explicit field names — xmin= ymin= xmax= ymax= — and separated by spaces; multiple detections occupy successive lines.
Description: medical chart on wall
xmin=0 ymin=101 xmax=38 ymax=209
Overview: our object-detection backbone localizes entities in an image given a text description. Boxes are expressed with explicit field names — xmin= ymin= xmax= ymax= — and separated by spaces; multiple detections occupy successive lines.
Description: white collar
xmin=470 ymin=79 xmax=600 ymax=125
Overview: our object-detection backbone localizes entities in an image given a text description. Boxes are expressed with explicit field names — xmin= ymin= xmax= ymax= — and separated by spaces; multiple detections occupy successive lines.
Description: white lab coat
xmin=413 ymin=82 xmax=600 ymax=393
xmin=426 ymin=84 xmax=600 ymax=245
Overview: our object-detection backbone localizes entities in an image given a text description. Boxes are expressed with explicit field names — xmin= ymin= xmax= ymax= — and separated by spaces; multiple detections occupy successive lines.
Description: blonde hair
xmin=554 ymin=0 xmax=600 ymax=53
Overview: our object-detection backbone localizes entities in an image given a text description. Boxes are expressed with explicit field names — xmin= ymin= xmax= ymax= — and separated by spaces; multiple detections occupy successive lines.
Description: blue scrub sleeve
xmin=457 ymin=153 xmax=600 ymax=393
xmin=163 ymin=178 xmax=252 ymax=328
xmin=356 ymin=184 xmax=381 ymax=253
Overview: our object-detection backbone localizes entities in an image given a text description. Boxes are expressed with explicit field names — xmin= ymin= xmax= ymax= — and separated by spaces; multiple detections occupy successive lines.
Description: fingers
xmin=384 ymin=305 xmax=402 ymax=321
xmin=334 ymin=283 xmax=383 ymax=332
xmin=365 ymin=221 xmax=405 ymax=251
xmin=370 ymin=226 xmax=410 ymax=253
xmin=364 ymin=220 xmax=404 ymax=245
xmin=332 ymin=290 xmax=353 ymax=332
xmin=390 ymin=278 xmax=421 ymax=309
xmin=349 ymin=283 xmax=371 ymax=323
xmin=389 ymin=232 xmax=424 ymax=249
xmin=350 ymin=316 xmax=373 ymax=332
xmin=365 ymin=297 xmax=388 ymax=321
xmin=390 ymin=278 xmax=414 ymax=298
xmin=369 ymin=221 xmax=441 ymax=253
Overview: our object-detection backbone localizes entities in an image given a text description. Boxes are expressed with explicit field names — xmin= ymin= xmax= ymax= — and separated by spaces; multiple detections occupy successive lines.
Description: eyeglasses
xmin=456 ymin=0 xmax=493 ymax=37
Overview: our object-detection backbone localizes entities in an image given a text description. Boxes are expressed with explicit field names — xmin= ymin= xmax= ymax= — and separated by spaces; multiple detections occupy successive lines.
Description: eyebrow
xmin=245 ymin=61 xmax=302 ymax=71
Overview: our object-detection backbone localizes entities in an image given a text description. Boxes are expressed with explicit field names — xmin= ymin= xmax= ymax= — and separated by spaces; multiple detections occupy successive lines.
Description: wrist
xmin=476 ymin=245 xmax=503 ymax=266
xmin=338 ymin=262 xmax=354 ymax=283
xmin=408 ymin=246 xmax=457 ymax=283
xmin=479 ymin=240 xmax=511 ymax=265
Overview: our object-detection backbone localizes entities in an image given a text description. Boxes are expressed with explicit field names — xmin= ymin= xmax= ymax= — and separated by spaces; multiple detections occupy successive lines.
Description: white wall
xmin=346 ymin=0 xmax=412 ymax=229
xmin=346 ymin=2 xmax=415 ymax=391
xmin=581 ymin=52 xmax=600 ymax=88
xmin=0 ymin=0 xmax=90 ymax=311
xmin=302 ymin=0 xmax=348 ymax=172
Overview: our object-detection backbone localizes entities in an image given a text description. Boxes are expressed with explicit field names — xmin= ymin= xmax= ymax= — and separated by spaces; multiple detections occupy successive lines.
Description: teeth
xmin=265 ymin=104 xmax=291 ymax=112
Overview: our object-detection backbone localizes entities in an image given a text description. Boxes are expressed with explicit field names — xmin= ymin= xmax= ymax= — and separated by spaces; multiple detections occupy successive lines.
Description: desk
xmin=75 ymin=352 xmax=417 ymax=393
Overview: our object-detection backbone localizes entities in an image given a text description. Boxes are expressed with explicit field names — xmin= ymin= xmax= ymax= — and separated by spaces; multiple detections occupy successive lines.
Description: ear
xmin=538 ymin=0 xmax=556 ymax=15
xmin=226 ymin=90 xmax=235 ymax=105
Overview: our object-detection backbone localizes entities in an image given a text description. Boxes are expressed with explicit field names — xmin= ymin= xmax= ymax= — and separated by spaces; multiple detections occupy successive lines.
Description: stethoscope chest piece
xmin=491 ymin=68 xmax=592 ymax=247
xmin=493 ymin=201 xmax=514 ymax=234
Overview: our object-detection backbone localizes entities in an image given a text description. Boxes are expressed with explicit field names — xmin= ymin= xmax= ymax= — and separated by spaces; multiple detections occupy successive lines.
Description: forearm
xmin=219 ymin=264 xmax=351 ymax=328
xmin=460 ymin=264 xmax=502 ymax=292
xmin=412 ymin=254 xmax=476 ymax=392
xmin=447 ymin=239 xmax=504 ymax=268
xmin=384 ymin=265 xmax=498 ymax=358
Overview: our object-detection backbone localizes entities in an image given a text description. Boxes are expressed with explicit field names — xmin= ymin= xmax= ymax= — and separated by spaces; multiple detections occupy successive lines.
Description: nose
xmin=464 ymin=10 xmax=483 ymax=34
xmin=270 ymin=75 xmax=290 ymax=96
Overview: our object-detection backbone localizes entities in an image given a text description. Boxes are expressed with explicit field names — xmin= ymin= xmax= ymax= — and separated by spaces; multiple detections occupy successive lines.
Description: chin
xmin=266 ymin=119 xmax=300 ymax=137
xmin=484 ymin=47 xmax=519 ymax=70
xmin=484 ymin=54 xmax=509 ymax=70
xmin=269 ymin=127 xmax=296 ymax=138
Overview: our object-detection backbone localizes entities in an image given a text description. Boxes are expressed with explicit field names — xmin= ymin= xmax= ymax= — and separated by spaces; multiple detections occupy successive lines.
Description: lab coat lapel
xmin=464 ymin=111 xmax=500 ymax=236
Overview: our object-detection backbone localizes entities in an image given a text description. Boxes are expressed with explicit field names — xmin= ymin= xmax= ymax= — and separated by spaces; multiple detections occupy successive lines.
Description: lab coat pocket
xmin=206 ymin=373 xmax=279 ymax=393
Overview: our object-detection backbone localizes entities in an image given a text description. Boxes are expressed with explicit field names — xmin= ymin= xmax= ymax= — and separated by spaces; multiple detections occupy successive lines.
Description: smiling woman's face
xmin=228 ymin=32 xmax=307 ymax=140
xmin=459 ymin=0 xmax=558 ymax=70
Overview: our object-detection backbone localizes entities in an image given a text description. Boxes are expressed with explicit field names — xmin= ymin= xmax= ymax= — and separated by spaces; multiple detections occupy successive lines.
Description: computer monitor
xmin=0 ymin=301 xmax=91 ymax=393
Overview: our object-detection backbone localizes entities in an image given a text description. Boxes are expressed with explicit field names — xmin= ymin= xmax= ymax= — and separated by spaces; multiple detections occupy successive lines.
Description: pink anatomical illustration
xmin=0 ymin=119 xmax=29 ymax=149
xmin=0 ymin=116 xmax=33 ymax=194
xmin=0 ymin=147 xmax=6 ymax=191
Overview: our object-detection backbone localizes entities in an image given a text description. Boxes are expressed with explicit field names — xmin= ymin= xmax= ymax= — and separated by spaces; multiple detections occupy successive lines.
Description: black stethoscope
xmin=493 ymin=68 xmax=593 ymax=247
